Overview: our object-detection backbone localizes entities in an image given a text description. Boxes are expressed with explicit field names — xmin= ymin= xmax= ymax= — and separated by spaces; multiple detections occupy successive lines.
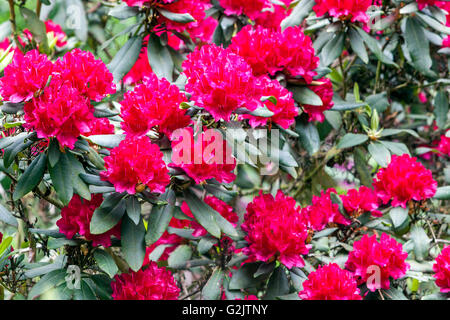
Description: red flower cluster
xmin=302 ymin=78 xmax=335 ymax=122
xmin=301 ymin=189 xmax=351 ymax=232
xmin=299 ymin=263 xmax=362 ymax=300
xmin=56 ymin=195 xmax=120 ymax=247
xmin=171 ymin=128 xmax=237 ymax=184
xmin=341 ymin=186 xmax=382 ymax=218
xmin=230 ymin=25 xmax=319 ymax=82
xmin=219 ymin=0 xmax=269 ymax=20
xmin=183 ymin=44 xmax=262 ymax=121
xmin=345 ymin=233 xmax=410 ymax=291
xmin=23 ymin=81 xmax=93 ymax=149
xmin=437 ymin=132 xmax=450 ymax=157
xmin=121 ymin=73 xmax=191 ymax=139
xmin=242 ymin=191 xmax=311 ymax=269
xmin=0 ymin=48 xmax=116 ymax=149
xmin=373 ymin=154 xmax=437 ymax=208
xmin=54 ymin=48 xmax=115 ymax=102
xmin=0 ymin=49 xmax=53 ymax=103
xmin=101 ymin=136 xmax=170 ymax=195
xmin=313 ymin=0 xmax=373 ymax=23
xmin=254 ymin=0 xmax=293 ymax=29
xmin=241 ymin=76 xmax=298 ymax=129
xmin=181 ymin=196 xmax=239 ymax=237
xmin=433 ymin=246 xmax=450 ymax=293
xmin=85 ymin=118 xmax=115 ymax=136
xmin=111 ymin=262 xmax=180 ymax=300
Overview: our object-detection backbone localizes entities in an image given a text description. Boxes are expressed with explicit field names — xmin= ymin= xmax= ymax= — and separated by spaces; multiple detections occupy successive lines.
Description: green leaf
xmin=320 ymin=32 xmax=345 ymax=67
xmin=366 ymin=93 xmax=389 ymax=113
xmin=368 ymin=142 xmax=391 ymax=168
xmin=107 ymin=36 xmax=143 ymax=83
xmin=354 ymin=147 xmax=373 ymax=188
xmin=94 ymin=249 xmax=118 ymax=278
xmin=0 ymin=236 xmax=12 ymax=256
xmin=202 ymin=268 xmax=224 ymax=300
xmin=20 ymin=7 xmax=49 ymax=53
xmin=434 ymin=90 xmax=448 ymax=129
xmin=348 ymin=27 xmax=369 ymax=63
xmin=281 ymin=0 xmax=314 ymax=30
xmin=157 ymin=9 xmax=195 ymax=23
xmin=183 ymin=189 xmax=235 ymax=239
xmin=404 ymin=17 xmax=433 ymax=75
xmin=73 ymin=279 xmax=97 ymax=301
xmin=264 ymin=266 xmax=290 ymax=300
xmin=48 ymin=139 xmax=61 ymax=168
xmin=125 ymin=196 xmax=141 ymax=225
xmin=13 ymin=153 xmax=47 ymax=201
xmin=434 ymin=186 xmax=450 ymax=200
xmin=337 ymin=133 xmax=368 ymax=149
xmin=67 ymin=153 xmax=91 ymax=201
xmin=380 ymin=129 xmax=419 ymax=139
xmin=146 ymin=189 xmax=175 ymax=244
xmin=416 ymin=12 xmax=450 ymax=35
xmin=379 ymin=141 xmax=410 ymax=156
xmin=389 ymin=207 xmax=409 ymax=229
xmin=108 ymin=4 xmax=140 ymax=19
xmin=204 ymin=185 xmax=237 ymax=203
xmin=3 ymin=133 xmax=34 ymax=168
xmin=168 ymin=245 xmax=193 ymax=269
xmin=48 ymin=152 xmax=74 ymax=206
xmin=197 ymin=237 xmax=217 ymax=254
xmin=254 ymin=262 xmax=276 ymax=278
xmin=410 ymin=225 xmax=431 ymax=261
xmin=291 ymin=86 xmax=323 ymax=106
xmin=295 ymin=119 xmax=320 ymax=155
xmin=355 ymin=27 xmax=397 ymax=67
xmin=147 ymin=33 xmax=174 ymax=82
xmin=86 ymin=134 xmax=125 ymax=149
xmin=229 ymin=263 xmax=267 ymax=290
xmin=121 ymin=215 xmax=146 ymax=272
xmin=28 ymin=269 xmax=67 ymax=300
xmin=248 ymin=107 xmax=275 ymax=118
xmin=90 ymin=194 xmax=126 ymax=235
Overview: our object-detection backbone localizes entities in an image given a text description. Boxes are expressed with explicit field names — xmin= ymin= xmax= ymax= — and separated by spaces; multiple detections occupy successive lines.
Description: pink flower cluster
xmin=345 ymin=233 xmax=410 ymax=291
xmin=0 ymin=48 xmax=115 ymax=149
xmin=56 ymin=195 xmax=120 ymax=247
xmin=101 ymin=136 xmax=170 ymax=195
xmin=111 ymin=262 xmax=180 ymax=300
xmin=242 ymin=191 xmax=311 ymax=269
xmin=313 ymin=0 xmax=373 ymax=23
xmin=301 ymin=189 xmax=351 ymax=232
xmin=171 ymin=128 xmax=237 ymax=184
xmin=299 ymin=263 xmax=362 ymax=300
xmin=373 ymin=154 xmax=437 ymax=208
xmin=120 ymin=73 xmax=191 ymax=139
xmin=230 ymin=25 xmax=319 ymax=81
xmin=433 ymin=246 xmax=450 ymax=293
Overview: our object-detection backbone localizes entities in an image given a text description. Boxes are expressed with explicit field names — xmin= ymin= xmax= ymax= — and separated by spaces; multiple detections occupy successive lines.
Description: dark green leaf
xmin=48 ymin=152 xmax=74 ymax=206
xmin=337 ymin=133 xmax=368 ymax=149
xmin=147 ymin=33 xmax=174 ymax=82
xmin=94 ymin=249 xmax=118 ymax=278
xmin=202 ymin=268 xmax=224 ymax=300
xmin=146 ymin=189 xmax=175 ymax=244
xmin=368 ymin=142 xmax=391 ymax=168
xmin=107 ymin=36 xmax=143 ymax=83
xmin=121 ymin=215 xmax=146 ymax=272
xmin=13 ymin=153 xmax=47 ymax=201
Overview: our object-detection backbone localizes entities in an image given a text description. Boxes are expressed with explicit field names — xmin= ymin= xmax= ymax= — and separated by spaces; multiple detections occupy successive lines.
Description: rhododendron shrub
xmin=0 ymin=0 xmax=449 ymax=302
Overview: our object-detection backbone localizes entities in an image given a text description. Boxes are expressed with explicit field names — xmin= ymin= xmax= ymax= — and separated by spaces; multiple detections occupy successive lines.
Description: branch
xmin=7 ymin=0 xmax=25 ymax=53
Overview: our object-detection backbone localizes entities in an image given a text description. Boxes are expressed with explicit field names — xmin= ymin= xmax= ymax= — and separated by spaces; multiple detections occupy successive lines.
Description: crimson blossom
xmin=313 ymin=0 xmax=373 ymax=23
xmin=170 ymin=128 xmax=237 ymax=184
xmin=241 ymin=191 xmax=311 ymax=269
xmin=254 ymin=0 xmax=293 ymax=29
xmin=229 ymin=25 xmax=319 ymax=82
xmin=56 ymin=194 xmax=120 ymax=247
xmin=373 ymin=154 xmax=437 ymax=208
xmin=53 ymin=48 xmax=116 ymax=102
xmin=181 ymin=196 xmax=239 ymax=237
xmin=241 ymin=76 xmax=298 ymax=129
xmin=433 ymin=246 xmax=450 ymax=293
xmin=182 ymin=44 xmax=262 ymax=121
xmin=437 ymin=132 xmax=450 ymax=157
xmin=23 ymin=80 xmax=94 ymax=149
xmin=341 ymin=185 xmax=382 ymax=218
xmin=301 ymin=189 xmax=351 ymax=232
xmin=120 ymin=73 xmax=191 ymax=139
xmin=345 ymin=233 xmax=410 ymax=291
xmin=0 ymin=49 xmax=53 ymax=103
xmin=100 ymin=136 xmax=170 ymax=195
xmin=111 ymin=262 xmax=180 ymax=300
xmin=299 ymin=263 xmax=362 ymax=300
xmin=218 ymin=0 xmax=270 ymax=20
